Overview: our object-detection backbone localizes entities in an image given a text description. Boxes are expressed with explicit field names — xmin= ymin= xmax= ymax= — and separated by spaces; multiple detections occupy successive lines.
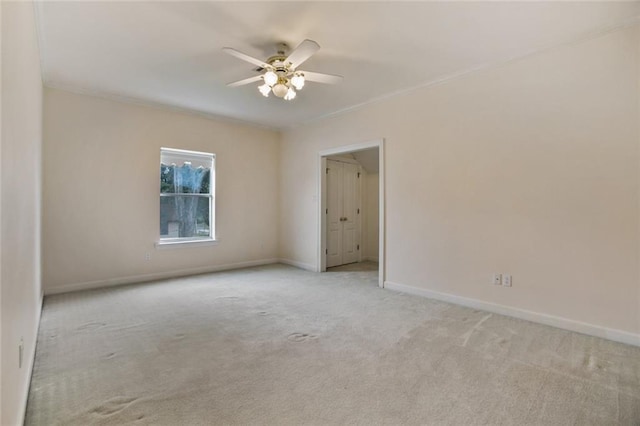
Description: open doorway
xmin=318 ymin=139 xmax=385 ymax=287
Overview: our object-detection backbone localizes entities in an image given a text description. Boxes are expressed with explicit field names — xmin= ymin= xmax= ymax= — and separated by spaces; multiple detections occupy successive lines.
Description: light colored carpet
xmin=26 ymin=264 xmax=640 ymax=425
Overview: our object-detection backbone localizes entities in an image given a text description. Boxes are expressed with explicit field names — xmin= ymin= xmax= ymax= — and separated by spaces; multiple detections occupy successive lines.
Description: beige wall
xmin=280 ymin=26 xmax=640 ymax=336
xmin=1 ymin=2 xmax=43 ymax=424
xmin=363 ymin=172 xmax=379 ymax=261
xmin=43 ymin=89 xmax=280 ymax=292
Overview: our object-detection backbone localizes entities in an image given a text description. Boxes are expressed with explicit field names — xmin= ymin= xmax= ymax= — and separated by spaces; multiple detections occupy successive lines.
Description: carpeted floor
xmin=26 ymin=264 xmax=640 ymax=425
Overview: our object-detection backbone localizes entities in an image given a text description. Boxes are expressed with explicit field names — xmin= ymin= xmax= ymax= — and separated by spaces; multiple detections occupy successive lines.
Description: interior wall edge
xmin=2 ymin=1 xmax=44 ymax=423
xmin=385 ymin=280 xmax=640 ymax=348
xmin=44 ymin=258 xmax=279 ymax=296
xmin=17 ymin=294 xmax=44 ymax=425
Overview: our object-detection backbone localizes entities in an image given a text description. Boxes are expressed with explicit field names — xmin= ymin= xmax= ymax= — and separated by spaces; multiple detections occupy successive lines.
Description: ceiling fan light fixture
xmin=224 ymin=40 xmax=343 ymax=101
xmin=284 ymin=87 xmax=297 ymax=101
xmin=272 ymin=82 xmax=288 ymax=98
xmin=258 ymin=83 xmax=271 ymax=97
xmin=263 ymin=70 xmax=278 ymax=87
xmin=291 ymin=73 xmax=305 ymax=90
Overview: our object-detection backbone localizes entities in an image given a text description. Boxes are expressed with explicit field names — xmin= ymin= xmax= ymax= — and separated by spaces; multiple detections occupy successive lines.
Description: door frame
xmin=318 ymin=139 xmax=385 ymax=288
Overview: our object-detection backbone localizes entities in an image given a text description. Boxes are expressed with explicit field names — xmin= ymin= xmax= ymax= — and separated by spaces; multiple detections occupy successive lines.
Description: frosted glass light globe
xmin=263 ymin=71 xmax=278 ymax=87
xmin=284 ymin=87 xmax=297 ymax=101
xmin=291 ymin=73 xmax=305 ymax=90
xmin=258 ymin=84 xmax=270 ymax=97
xmin=272 ymin=83 xmax=288 ymax=98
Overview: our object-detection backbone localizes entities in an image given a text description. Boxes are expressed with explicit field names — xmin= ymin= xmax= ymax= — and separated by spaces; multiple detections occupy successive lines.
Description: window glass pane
xmin=160 ymin=163 xmax=211 ymax=194
xmin=159 ymin=148 xmax=214 ymax=242
xmin=160 ymin=196 xmax=211 ymax=238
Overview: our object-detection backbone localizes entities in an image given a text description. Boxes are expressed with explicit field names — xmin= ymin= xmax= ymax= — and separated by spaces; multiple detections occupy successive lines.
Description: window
xmin=159 ymin=148 xmax=215 ymax=244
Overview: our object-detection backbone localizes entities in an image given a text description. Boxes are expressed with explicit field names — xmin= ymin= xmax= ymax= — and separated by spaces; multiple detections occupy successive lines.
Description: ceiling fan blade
xmin=300 ymin=71 xmax=343 ymax=85
xmin=222 ymin=47 xmax=269 ymax=68
xmin=227 ymin=75 xmax=263 ymax=87
xmin=285 ymin=39 xmax=320 ymax=69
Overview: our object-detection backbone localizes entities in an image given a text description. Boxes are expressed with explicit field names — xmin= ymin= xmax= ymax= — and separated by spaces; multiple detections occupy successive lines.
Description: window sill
xmin=155 ymin=239 xmax=219 ymax=249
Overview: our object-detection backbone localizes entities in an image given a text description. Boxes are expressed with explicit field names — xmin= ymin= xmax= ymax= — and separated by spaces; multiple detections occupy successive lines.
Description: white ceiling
xmin=36 ymin=1 xmax=640 ymax=129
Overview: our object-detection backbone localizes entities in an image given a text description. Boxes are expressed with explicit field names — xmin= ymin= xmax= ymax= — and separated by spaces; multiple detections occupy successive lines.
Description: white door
xmin=326 ymin=160 xmax=361 ymax=267
xmin=326 ymin=161 xmax=343 ymax=268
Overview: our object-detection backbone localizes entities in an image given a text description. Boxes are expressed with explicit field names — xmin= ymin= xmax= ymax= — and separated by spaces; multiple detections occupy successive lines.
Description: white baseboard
xmin=384 ymin=280 xmax=640 ymax=348
xmin=19 ymin=294 xmax=44 ymax=425
xmin=278 ymin=258 xmax=318 ymax=272
xmin=363 ymin=256 xmax=379 ymax=262
xmin=45 ymin=258 xmax=280 ymax=295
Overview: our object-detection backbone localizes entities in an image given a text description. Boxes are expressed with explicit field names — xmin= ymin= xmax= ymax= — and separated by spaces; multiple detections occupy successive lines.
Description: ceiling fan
xmin=223 ymin=39 xmax=343 ymax=101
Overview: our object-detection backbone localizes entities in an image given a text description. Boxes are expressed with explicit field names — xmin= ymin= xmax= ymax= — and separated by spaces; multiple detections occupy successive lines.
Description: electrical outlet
xmin=144 ymin=252 xmax=151 ymax=261
xmin=503 ymin=275 xmax=512 ymax=287
xmin=492 ymin=273 xmax=502 ymax=285
xmin=18 ymin=338 xmax=24 ymax=368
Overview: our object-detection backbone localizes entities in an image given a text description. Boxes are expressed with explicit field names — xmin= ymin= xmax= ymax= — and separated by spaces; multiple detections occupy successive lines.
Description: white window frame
xmin=157 ymin=147 xmax=216 ymax=247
